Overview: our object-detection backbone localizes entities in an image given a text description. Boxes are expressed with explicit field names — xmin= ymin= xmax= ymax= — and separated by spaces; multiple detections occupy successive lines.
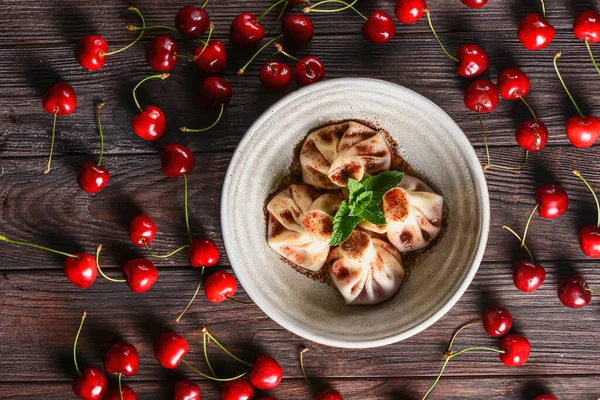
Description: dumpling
xmin=382 ymin=175 xmax=443 ymax=252
xmin=300 ymin=121 xmax=392 ymax=189
xmin=267 ymin=185 xmax=342 ymax=271
xmin=328 ymin=230 xmax=405 ymax=305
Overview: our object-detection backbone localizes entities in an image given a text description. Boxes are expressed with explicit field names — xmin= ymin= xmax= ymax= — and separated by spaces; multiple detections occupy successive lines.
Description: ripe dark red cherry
xmin=249 ymin=355 xmax=283 ymax=390
xmin=481 ymin=306 xmax=512 ymax=337
xmin=72 ymin=366 xmax=108 ymax=400
xmin=533 ymin=396 xmax=557 ymax=400
xmin=456 ymin=44 xmax=488 ymax=78
xmin=77 ymin=162 xmax=110 ymax=193
xmin=123 ymin=258 xmax=158 ymax=293
xmin=362 ymin=10 xmax=396 ymax=44
xmin=460 ymin=0 xmax=487 ymax=8
xmin=518 ymin=12 xmax=555 ymax=50
xmin=464 ymin=79 xmax=499 ymax=113
xmin=205 ymin=271 xmax=238 ymax=304
xmin=317 ymin=389 xmax=344 ymax=400
xmin=515 ymin=119 xmax=548 ymax=152
xmin=282 ymin=15 xmax=314 ymax=47
xmin=193 ymin=40 xmax=227 ymax=75
xmin=43 ymin=82 xmax=77 ymax=116
xmin=65 ymin=253 xmax=97 ymax=289
xmin=574 ymin=10 xmax=600 ymax=43
xmin=222 ymin=378 xmax=255 ymax=400
xmin=145 ymin=35 xmax=178 ymax=72
xmin=566 ymin=116 xmax=600 ymax=148
xmin=498 ymin=334 xmax=530 ymax=367
xmin=154 ymin=332 xmax=189 ymax=369
xmin=535 ymin=184 xmax=568 ymax=219
xmin=161 ymin=144 xmax=195 ymax=178
xmin=558 ymin=275 xmax=592 ymax=308
xmin=260 ymin=61 xmax=292 ymax=91
xmin=579 ymin=225 xmax=600 ymax=258
xmin=395 ymin=0 xmax=427 ymax=24
xmin=132 ymin=105 xmax=166 ymax=141
xmin=294 ymin=56 xmax=325 ymax=87
xmin=174 ymin=380 xmax=201 ymax=400
xmin=200 ymin=77 xmax=232 ymax=111
xmin=176 ymin=5 xmax=210 ymax=37
xmin=104 ymin=386 xmax=137 ymax=400
xmin=513 ymin=260 xmax=546 ymax=292
xmin=230 ymin=13 xmax=265 ymax=46
xmin=497 ymin=68 xmax=530 ymax=100
xmin=75 ymin=36 xmax=108 ymax=71
xmin=104 ymin=342 xmax=139 ymax=376
xmin=129 ymin=215 xmax=157 ymax=247
xmin=189 ymin=238 xmax=220 ymax=267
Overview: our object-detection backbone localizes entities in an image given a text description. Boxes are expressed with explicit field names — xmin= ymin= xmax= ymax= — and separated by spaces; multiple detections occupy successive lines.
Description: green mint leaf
xmin=362 ymin=171 xmax=405 ymax=201
xmin=355 ymin=191 xmax=373 ymax=207
xmin=347 ymin=178 xmax=365 ymax=204
xmin=330 ymin=200 xmax=362 ymax=246
xmin=356 ymin=202 xmax=387 ymax=226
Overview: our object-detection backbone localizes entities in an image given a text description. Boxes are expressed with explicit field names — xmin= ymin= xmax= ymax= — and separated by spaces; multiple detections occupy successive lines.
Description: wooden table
xmin=1 ymin=1 xmax=599 ymax=398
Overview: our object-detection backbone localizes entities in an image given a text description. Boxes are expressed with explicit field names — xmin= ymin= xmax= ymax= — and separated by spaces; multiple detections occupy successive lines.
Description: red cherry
xmin=456 ymin=44 xmax=488 ymax=78
xmin=154 ymin=332 xmax=189 ymax=369
xmin=103 ymin=385 xmax=137 ymax=400
xmin=282 ymin=15 xmax=314 ymax=47
xmin=174 ymin=380 xmax=201 ymax=400
xmin=515 ymin=119 xmax=548 ymax=152
xmin=518 ymin=13 xmax=555 ymax=50
xmin=248 ymin=355 xmax=282 ymax=390
xmin=43 ymin=82 xmax=77 ymax=115
xmin=176 ymin=5 xmax=210 ymax=37
xmin=565 ymin=115 xmax=600 ymax=148
xmin=205 ymin=271 xmax=238 ymax=304
xmin=260 ymin=61 xmax=292 ymax=91
xmin=72 ymin=366 xmax=108 ymax=400
xmin=460 ymin=0 xmax=487 ymax=8
xmin=464 ymin=79 xmax=499 ymax=113
xmin=395 ymin=0 xmax=427 ymax=24
xmin=498 ymin=334 xmax=530 ymax=367
xmin=316 ymin=389 xmax=343 ymax=400
xmin=189 ymin=238 xmax=220 ymax=267
xmin=497 ymin=68 xmax=530 ymax=100
xmin=132 ymin=105 xmax=166 ymax=141
xmin=230 ymin=13 xmax=265 ymax=46
xmin=104 ymin=342 xmax=139 ymax=376
xmin=579 ymin=225 xmax=600 ymax=258
xmin=574 ymin=10 xmax=600 ymax=43
xmin=558 ymin=275 xmax=592 ymax=308
xmin=513 ymin=260 xmax=546 ymax=292
xmin=145 ymin=35 xmax=178 ymax=72
xmin=161 ymin=144 xmax=195 ymax=178
xmin=129 ymin=215 xmax=157 ymax=247
xmin=535 ymin=184 xmax=568 ymax=219
xmin=75 ymin=36 xmax=108 ymax=71
xmin=193 ymin=40 xmax=227 ymax=75
xmin=65 ymin=253 xmax=97 ymax=289
xmin=481 ymin=306 xmax=512 ymax=337
xmin=533 ymin=396 xmax=557 ymax=400
xmin=222 ymin=378 xmax=255 ymax=400
xmin=362 ymin=11 xmax=396 ymax=44
xmin=294 ymin=56 xmax=325 ymax=87
xmin=123 ymin=258 xmax=158 ymax=293
xmin=77 ymin=161 xmax=110 ymax=193
xmin=200 ymin=77 xmax=232 ymax=111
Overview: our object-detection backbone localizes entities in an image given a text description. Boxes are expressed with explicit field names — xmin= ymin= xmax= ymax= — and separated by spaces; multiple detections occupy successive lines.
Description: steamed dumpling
xmin=267 ymin=185 xmax=342 ymax=271
xmin=382 ymin=175 xmax=443 ymax=252
xmin=300 ymin=121 xmax=392 ymax=189
xmin=328 ymin=230 xmax=405 ymax=305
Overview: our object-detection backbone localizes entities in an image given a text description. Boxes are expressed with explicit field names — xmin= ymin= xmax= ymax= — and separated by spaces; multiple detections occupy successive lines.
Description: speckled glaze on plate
xmin=221 ymin=78 xmax=490 ymax=349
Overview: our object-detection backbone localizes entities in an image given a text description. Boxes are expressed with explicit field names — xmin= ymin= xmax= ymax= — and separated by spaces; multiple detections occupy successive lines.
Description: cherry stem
xmin=573 ymin=170 xmax=600 ymax=227
xmin=202 ymin=327 xmax=253 ymax=367
xmin=118 ymin=373 xmax=123 ymax=400
xmin=96 ymin=102 xmax=105 ymax=167
xmin=0 ymin=234 xmax=78 ymax=259
xmin=425 ymin=10 xmax=460 ymax=63
xmin=274 ymin=42 xmax=312 ymax=73
xmin=181 ymin=104 xmax=224 ymax=132
xmin=518 ymin=96 xmax=537 ymax=121
xmin=267 ymin=0 xmax=289 ymax=35
xmin=202 ymin=331 xmax=219 ymax=380
xmin=143 ymin=241 xmax=190 ymax=259
xmin=73 ymin=311 xmax=86 ymax=376
xmin=227 ymin=296 xmax=255 ymax=305
xmin=257 ymin=0 xmax=288 ymax=23
xmin=540 ymin=0 xmax=547 ymax=19
xmin=45 ymin=110 xmax=58 ymax=174
xmin=299 ymin=347 xmax=316 ymax=393
xmin=202 ymin=0 xmax=210 ymax=8
xmin=126 ymin=25 xmax=177 ymax=32
xmin=194 ymin=23 xmax=214 ymax=59
xmin=105 ymin=7 xmax=146 ymax=56
xmin=584 ymin=39 xmax=600 ymax=75
xmin=478 ymin=108 xmax=528 ymax=172
xmin=521 ymin=203 xmax=539 ymax=247
xmin=184 ymin=175 xmax=192 ymax=244
xmin=132 ymin=73 xmax=170 ymax=113
xmin=181 ymin=358 xmax=251 ymax=381
xmin=484 ymin=151 xmax=529 ymax=172
xmin=176 ymin=268 xmax=204 ymax=322
xmin=238 ymin=34 xmax=285 ymax=75
xmin=304 ymin=0 xmax=365 ymax=19
xmin=95 ymin=245 xmax=127 ymax=283
xmin=446 ymin=320 xmax=482 ymax=355
xmin=587 ymin=287 xmax=600 ymax=295
xmin=553 ymin=51 xmax=585 ymax=119
xmin=502 ymin=225 xmax=534 ymax=262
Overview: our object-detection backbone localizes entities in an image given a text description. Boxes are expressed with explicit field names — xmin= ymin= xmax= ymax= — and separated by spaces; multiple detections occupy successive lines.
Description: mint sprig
xmin=329 ymin=171 xmax=404 ymax=246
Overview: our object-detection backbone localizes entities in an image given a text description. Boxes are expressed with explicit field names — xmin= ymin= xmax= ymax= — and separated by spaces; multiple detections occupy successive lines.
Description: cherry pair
xmin=104 ymin=341 xmax=139 ymax=400
xmin=300 ymin=348 xmax=343 ymax=400
xmin=42 ymin=82 xmax=77 ymax=174
xmin=517 ymin=0 xmax=555 ymax=51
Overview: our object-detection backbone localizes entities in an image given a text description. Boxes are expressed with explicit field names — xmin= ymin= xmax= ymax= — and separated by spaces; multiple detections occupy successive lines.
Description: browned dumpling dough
xmin=300 ymin=121 xmax=392 ymax=189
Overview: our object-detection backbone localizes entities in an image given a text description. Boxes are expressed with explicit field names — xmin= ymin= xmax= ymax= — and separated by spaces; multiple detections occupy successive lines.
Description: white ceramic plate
xmin=221 ymin=78 xmax=490 ymax=348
